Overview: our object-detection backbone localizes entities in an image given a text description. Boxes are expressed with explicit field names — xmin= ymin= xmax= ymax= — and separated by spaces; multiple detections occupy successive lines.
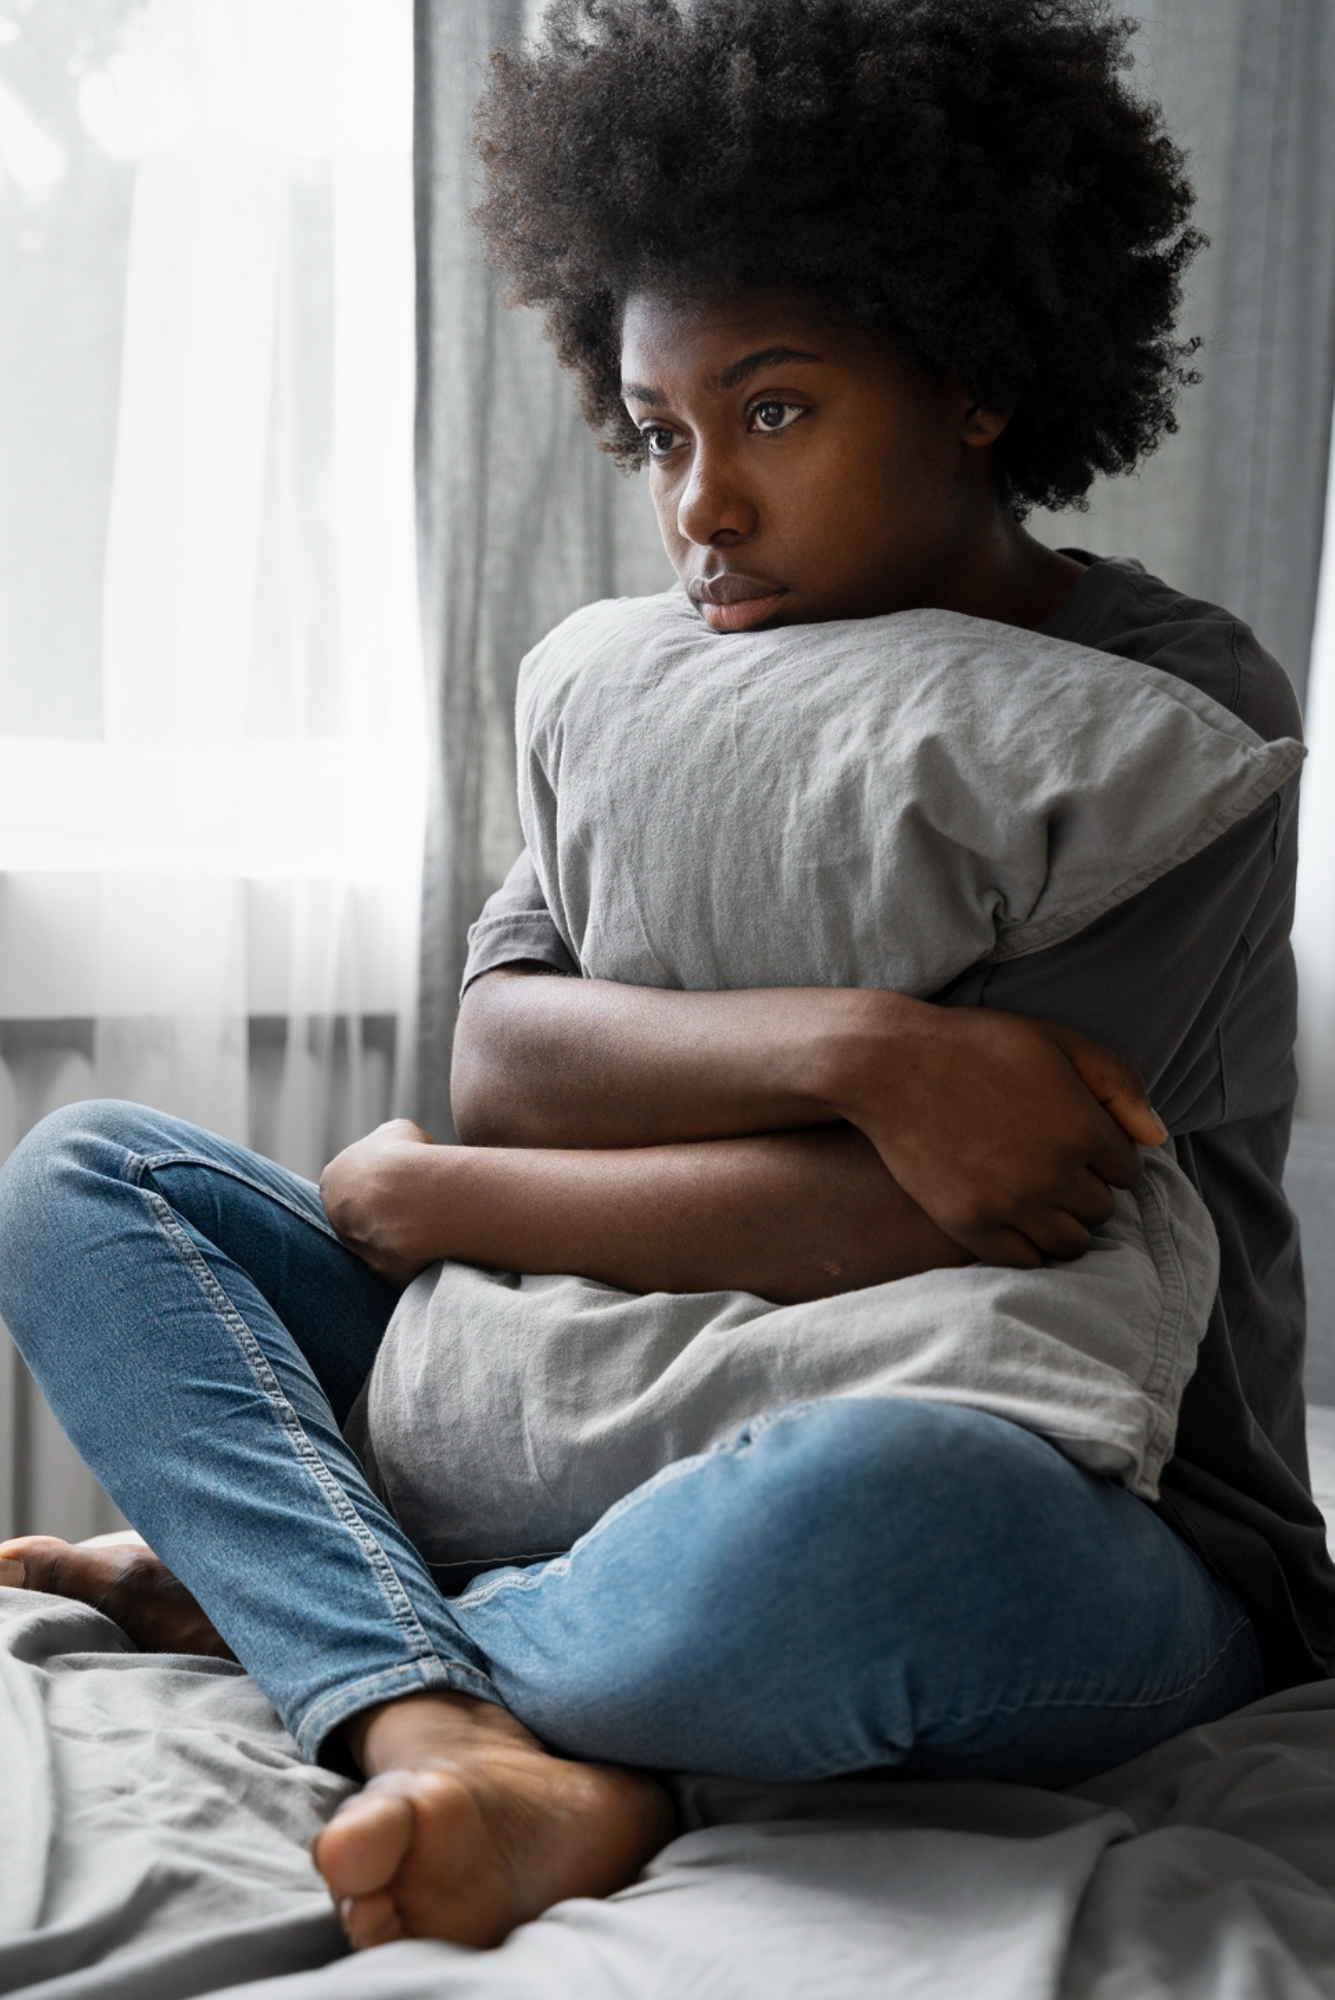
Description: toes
xmin=314 ymin=1785 xmax=417 ymax=1900
xmin=0 ymin=1537 xmax=72 ymax=1593
xmin=0 ymin=1537 xmax=125 ymax=1614
xmin=339 ymin=1891 xmax=407 ymax=1952
xmin=0 ymin=1538 xmax=230 ymax=1656
xmin=314 ymin=1751 xmax=671 ymax=1953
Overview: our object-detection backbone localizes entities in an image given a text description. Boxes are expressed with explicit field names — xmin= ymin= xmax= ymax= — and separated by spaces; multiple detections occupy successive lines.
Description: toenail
xmin=0 ymin=1559 xmax=25 ymax=1586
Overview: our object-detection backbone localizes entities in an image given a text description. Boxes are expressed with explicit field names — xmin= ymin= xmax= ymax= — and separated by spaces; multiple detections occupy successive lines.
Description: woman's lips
xmin=689 ymin=574 xmax=789 ymax=634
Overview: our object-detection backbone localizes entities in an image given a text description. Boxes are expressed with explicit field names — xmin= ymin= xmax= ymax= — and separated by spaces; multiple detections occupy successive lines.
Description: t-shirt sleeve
xmin=936 ymin=784 xmax=1298 ymax=1134
xmin=460 ymin=848 xmax=578 ymax=996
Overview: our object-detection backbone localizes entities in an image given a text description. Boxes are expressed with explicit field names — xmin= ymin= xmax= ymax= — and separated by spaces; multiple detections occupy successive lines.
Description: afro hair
xmin=473 ymin=0 xmax=1203 ymax=515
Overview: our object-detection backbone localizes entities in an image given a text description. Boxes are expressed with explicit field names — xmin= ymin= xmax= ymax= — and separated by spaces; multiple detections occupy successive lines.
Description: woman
xmin=0 ymin=0 xmax=1327 ymax=1954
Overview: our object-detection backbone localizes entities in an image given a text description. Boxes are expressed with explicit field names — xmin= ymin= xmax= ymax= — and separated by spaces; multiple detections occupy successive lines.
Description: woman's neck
xmin=919 ymin=501 xmax=1086 ymax=634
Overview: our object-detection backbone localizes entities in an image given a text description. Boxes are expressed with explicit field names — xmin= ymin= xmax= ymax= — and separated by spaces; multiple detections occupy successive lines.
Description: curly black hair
xmin=473 ymin=0 xmax=1202 ymax=516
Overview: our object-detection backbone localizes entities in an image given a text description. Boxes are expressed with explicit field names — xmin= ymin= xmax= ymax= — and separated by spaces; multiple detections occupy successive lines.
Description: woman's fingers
xmin=961 ymin=1223 xmax=1045 ymax=1268
xmin=1057 ymin=1166 xmax=1119 ymax=1229
xmin=962 ymin=1202 xmax=1108 ymax=1267
xmin=1020 ymin=1208 xmax=1094 ymax=1261
xmin=830 ymin=1003 xmax=1166 ymax=1265
xmin=938 ymin=1159 xmax=1119 ymax=1263
xmin=1050 ymin=1026 xmax=1167 ymax=1150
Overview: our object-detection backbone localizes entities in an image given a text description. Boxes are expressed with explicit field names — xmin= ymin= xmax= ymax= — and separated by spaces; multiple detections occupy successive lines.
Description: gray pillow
xmin=517 ymin=591 xmax=1301 ymax=995
xmin=355 ymin=597 xmax=1302 ymax=1567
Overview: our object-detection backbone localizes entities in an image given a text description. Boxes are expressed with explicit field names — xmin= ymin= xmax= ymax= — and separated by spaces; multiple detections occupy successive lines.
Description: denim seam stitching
xmin=134 ymin=1147 xmax=342 ymax=1241
xmin=134 ymin=1175 xmax=471 ymax=1686
xmin=298 ymin=1663 xmax=498 ymax=1762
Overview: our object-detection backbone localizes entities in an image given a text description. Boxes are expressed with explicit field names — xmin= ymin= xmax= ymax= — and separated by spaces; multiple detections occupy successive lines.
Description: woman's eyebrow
xmin=621 ymin=346 xmax=825 ymax=407
xmin=710 ymin=345 xmax=824 ymax=392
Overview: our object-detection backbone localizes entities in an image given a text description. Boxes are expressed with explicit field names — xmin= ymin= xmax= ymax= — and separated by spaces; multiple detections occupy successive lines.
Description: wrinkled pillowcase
xmin=516 ymin=592 xmax=1302 ymax=997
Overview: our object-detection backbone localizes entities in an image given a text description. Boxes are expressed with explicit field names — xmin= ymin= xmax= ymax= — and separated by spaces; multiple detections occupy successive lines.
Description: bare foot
xmin=0 ymin=1534 xmax=233 ymax=1658
xmin=315 ymin=1691 xmax=675 ymax=1951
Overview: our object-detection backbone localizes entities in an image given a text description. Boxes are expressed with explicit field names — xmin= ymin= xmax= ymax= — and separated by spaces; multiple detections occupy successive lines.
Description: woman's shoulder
xmin=1040 ymin=552 xmax=1303 ymax=747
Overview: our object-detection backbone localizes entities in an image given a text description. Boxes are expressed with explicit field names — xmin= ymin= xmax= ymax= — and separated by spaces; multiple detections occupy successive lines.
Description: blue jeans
xmin=0 ymin=1101 xmax=1264 ymax=1785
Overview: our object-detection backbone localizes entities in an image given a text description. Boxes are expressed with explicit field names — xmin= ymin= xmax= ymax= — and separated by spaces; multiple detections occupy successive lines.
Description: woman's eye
xmin=641 ymin=425 xmax=682 ymax=459
xmin=749 ymin=400 xmax=806 ymax=434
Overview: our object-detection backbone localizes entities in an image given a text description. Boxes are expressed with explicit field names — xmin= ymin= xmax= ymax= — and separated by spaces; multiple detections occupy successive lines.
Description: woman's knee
xmin=1 ymin=1098 xmax=213 ymax=1190
xmin=1 ymin=1097 xmax=150 ymax=1197
xmin=0 ymin=1099 xmax=166 ymax=1288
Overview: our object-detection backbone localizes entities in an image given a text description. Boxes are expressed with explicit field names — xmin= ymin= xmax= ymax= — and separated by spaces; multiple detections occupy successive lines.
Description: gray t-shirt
xmin=460 ymin=554 xmax=1335 ymax=1688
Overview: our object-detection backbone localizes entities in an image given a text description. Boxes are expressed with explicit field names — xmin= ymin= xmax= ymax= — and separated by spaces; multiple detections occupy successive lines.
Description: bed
xmin=6 ymin=1128 xmax=1335 ymax=2000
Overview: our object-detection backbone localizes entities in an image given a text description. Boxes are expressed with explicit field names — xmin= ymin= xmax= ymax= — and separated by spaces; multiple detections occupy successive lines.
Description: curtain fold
xmin=412 ymin=0 xmax=670 ymax=1136
xmin=1032 ymin=0 xmax=1335 ymax=711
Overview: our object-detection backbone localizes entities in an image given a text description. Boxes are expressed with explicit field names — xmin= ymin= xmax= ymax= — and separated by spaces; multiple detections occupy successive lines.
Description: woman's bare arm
xmin=320 ymin=1119 xmax=971 ymax=1304
xmin=452 ymin=968 xmax=841 ymax=1150
xmin=451 ymin=968 xmax=1166 ymax=1265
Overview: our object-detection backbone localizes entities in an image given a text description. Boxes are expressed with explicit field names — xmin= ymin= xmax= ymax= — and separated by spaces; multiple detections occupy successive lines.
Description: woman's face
xmin=620 ymin=289 xmax=1009 ymax=633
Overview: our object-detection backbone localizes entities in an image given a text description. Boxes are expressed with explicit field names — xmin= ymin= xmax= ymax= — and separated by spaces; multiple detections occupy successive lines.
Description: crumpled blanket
xmin=358 ymin=595 xmax=1302 ymax=1561
xmin=5 ymin=1585 xmax=1335 ymax=2000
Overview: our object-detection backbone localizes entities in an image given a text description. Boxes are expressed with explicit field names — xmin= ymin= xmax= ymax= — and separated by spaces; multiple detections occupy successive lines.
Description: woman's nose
xmin=675 ymin=446 xmax=758 ymax=548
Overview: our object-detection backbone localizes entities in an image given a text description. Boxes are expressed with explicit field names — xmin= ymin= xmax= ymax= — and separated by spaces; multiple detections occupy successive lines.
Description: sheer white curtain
xmin=0 ymin=0 xmax=424 ymax=1537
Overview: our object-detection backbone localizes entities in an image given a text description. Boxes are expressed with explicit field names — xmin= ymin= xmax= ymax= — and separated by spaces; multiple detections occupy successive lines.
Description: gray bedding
xmin=7 ymin=1414 xmax=1335 ymax=2000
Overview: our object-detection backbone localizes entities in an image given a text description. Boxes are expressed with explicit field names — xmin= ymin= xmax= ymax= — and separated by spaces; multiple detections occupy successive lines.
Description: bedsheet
xmin=6 ymin=1418 xmax=1335 ymax=2000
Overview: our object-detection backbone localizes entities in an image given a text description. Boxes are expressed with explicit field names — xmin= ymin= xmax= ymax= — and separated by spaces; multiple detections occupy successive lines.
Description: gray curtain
xmin=413 ymin=0 xmax=1335 ymax=1131
xmin=1032 ymin=1 xmax=1335 ymax=710
xmin=412 ymin=0 xmax=670 ymax=1134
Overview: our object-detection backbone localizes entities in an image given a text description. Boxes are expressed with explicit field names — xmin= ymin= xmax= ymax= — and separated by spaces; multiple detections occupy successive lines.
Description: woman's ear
xmin=962 ymin=399 xmax=1012 ymax=448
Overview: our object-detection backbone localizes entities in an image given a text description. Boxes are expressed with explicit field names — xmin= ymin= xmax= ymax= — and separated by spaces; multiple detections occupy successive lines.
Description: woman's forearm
xmin=450 ymin=967 xmax=1164 ymax=1267
xmin=451 ymin=967 xmax=866 ymax=1151
xmin=321 ymin=1122 xmax=971 ymax=1305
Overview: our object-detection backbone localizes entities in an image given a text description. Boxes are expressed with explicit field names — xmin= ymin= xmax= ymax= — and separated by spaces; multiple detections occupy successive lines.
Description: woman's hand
xmin=818 ymin=996 xmax=1166 ymax=1267
xmin=319 ymin=1119 xmax=441 ymax=1286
